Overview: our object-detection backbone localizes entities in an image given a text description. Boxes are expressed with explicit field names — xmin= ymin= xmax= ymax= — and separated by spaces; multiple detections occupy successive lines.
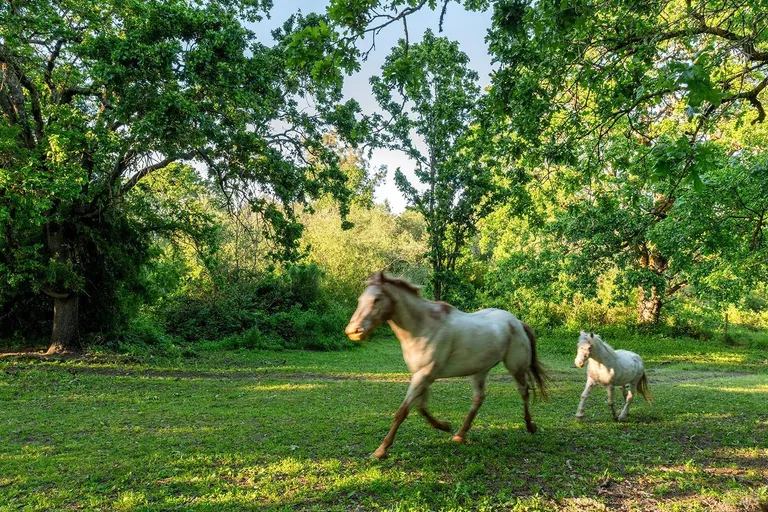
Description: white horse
xmin=345 ymin=271 xmax=549 ymax=459
xmin=574 ymin=331 xmax=651 ymax=421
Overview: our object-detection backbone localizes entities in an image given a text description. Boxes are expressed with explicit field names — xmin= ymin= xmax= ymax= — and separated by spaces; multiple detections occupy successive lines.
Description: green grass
xmin=1 ymin=329 xmax=766 ymax=511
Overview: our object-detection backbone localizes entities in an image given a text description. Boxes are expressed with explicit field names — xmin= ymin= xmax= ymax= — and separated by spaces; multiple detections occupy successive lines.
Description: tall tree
xmin=372 ymin=30 xmax=511 ymax=300
xmin=0 ymin=0 xmax=362 ymax=352
xmin=482 ymin=0 xmax=768 ymax=323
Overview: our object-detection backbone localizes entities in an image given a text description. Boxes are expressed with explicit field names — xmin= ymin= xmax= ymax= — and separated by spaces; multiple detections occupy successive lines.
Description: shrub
xmin=97 ymin=315 xmax=182 ymax=357
xmin=254 ymin=308 xmax=351 ymax=351
xmin=161 ymin=264 xmax=330 ymax=343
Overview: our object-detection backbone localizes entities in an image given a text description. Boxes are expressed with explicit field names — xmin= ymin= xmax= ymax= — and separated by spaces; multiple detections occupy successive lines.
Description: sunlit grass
xmin=1 ymin=331 xmax=766 ymax=511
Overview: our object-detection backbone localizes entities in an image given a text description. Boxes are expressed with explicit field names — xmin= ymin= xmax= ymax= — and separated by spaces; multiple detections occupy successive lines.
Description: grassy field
xmin=1 ymin=329 xmax=766 ymax=511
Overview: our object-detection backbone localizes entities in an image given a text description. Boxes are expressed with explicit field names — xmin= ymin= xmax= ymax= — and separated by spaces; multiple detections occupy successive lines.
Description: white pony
xmin=574 ymin=331 xmax=651 ymax=421
xmin=345 ymin=271 xmax=549 ymax=459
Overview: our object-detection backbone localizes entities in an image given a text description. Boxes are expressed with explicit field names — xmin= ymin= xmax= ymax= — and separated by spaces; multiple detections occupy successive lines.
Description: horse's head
xmin=575 ymin=330 xmax=594 ymax=367
xmin=345 ymin=271 xmax=395 ymax=341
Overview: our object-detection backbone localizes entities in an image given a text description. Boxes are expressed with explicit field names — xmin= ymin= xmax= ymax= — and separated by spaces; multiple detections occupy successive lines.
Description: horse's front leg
xmin=607 ymin=385 xmax=618 ymax=421
xmin=418 ymin=389 xmax=451 ymax=432
xmin=373 ymin=368 xmax=433 ymax=459
xmin=575 ymin=378 xmax=594 ymax=419
xmin=618 ymin=385 xmax=635 ymax=421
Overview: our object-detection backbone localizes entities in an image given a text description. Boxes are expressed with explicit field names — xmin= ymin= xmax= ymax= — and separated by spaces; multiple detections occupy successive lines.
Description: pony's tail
xmin=522 ymin=322 xmax=549 ymax=401
xmin=637 ymin=372 xmax=652 ymax=403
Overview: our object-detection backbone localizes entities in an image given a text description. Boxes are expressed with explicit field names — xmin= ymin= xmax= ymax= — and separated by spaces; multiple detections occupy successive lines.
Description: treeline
xmin=2 ymin=0 xmax=767 ymax=353
xmin=4 ymin=155 xmax=766 ymax=353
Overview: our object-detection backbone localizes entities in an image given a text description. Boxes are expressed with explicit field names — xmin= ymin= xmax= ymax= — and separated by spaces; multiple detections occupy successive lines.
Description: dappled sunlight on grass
xmin=241 ymin=383 xmax=327 ymax=391
xmin=1 ymin=334 xmax=766 ymax=510
xmin=110 ymin=425 xmax=226 ymax=436
xmin=647 ymin=352 xmax=749 ymax=364
xmin=711 ymin=446 xmax=768 ymax=462
xmin=112 ymin=490 xmax=148 ymax=512
xmin=680 ymin=383 xmax=768 ymax=394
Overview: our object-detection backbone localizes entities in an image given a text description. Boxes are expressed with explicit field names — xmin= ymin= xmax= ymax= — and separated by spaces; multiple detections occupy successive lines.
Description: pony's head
xmin=575 ymin=330 xmax=595 ymax=367
xmin=344 ymin=271 xmax=395 ymax=341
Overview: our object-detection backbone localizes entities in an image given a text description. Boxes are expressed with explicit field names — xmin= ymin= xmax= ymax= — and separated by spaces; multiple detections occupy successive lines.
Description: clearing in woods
xmin=1 ymin=330 xmax=766 ymax=511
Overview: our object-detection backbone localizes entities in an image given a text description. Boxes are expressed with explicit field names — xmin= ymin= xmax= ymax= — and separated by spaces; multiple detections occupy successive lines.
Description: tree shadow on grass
xmin=2 ymin=368 xmax=766 ymax=511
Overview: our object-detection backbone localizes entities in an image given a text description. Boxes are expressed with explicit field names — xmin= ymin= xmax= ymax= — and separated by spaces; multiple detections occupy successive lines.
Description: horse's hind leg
xmin=452 ymin=370 xmax=488 ymax=443
xmin=618 ymin=384 xmax=635 ymax=421
xmin=513 ymin=370 xmax=537 ymax=433
xmin=418 ymin=390 xmax=451 ymax=432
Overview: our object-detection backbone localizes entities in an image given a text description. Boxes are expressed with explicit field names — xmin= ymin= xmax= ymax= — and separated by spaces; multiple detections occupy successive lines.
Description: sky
xmin=261 ymin=1 xmax=496 ymax=213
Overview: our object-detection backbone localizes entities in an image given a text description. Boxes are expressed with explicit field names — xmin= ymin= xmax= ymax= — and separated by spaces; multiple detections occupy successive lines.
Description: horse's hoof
xmin=433 ymin=421 xmax=451 ymax=432
xmin=617 ymin=416 xmax=628 ymax=422
xmin=526 ymin=422 xmax=538 ymax=434
xmin=574 ymin=414 xmax=585 ymax=420
xmin=451 ymin=435 xmax=466 ymax=444
xmin=371 ymin=448 xmax=388 ymax=459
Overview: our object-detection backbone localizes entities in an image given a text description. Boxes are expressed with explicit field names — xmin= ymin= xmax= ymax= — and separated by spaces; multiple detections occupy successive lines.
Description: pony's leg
xmin=607 ymin=385 xmax=618 ymax=421
xmin=513 ymin=370 xmax=538 ymax=433
xmin=418 ymin=389 xmax=451 ymax=432
xmin=372 ymin=368 xmax=433 ymax=459
xmin=575 ymin=378 xmax=594 ymax=419
xmin=621 ymin=384 xmax=628 ymax=402
xmin=618 ymin=384 xmax=635 ymax=421
xmin=452 ymin=370 xmax=489 ymax=443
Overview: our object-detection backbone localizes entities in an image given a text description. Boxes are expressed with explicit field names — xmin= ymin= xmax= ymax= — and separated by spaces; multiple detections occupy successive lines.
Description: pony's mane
xmin=579 ymin=331 xmax=614 ymax=350
xmin=367 ymin=271 xmax=423 ymax=296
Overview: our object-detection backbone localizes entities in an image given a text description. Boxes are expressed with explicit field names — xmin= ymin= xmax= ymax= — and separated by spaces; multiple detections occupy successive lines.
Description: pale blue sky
xmin=261 ymin=1 xmax=496 ymax=212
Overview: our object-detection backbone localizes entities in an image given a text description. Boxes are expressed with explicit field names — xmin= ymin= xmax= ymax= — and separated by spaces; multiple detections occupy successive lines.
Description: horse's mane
xmin=367 ymin=270 xmax=423 ymax=296
xmin=367 ymin=271 xmax=455 ymax=319
xmin=579 ymin=331 xmax=614 ymax=351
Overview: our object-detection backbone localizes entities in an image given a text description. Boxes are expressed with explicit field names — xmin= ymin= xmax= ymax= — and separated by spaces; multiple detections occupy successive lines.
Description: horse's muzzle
xmin=345 ymin=325 xmax=367 ymax=341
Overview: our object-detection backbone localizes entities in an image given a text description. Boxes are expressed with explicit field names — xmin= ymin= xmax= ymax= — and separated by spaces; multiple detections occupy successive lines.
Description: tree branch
xmin=40 ymin=286 xmax=71 ymax=299
xmin=45 ymin=39 xmax=65 ymax=98
xmin=60 ymin=86 xmax=100 ymax=104
xmin=438 ymin=0 xmax=450 ymax=32
xmin=17 ymin=73 xmax=44 ymax=141
xmin=722 ymin=76 xmax=768 ymax=124
xmin=120 ymin=153 xmax=193 ymax=194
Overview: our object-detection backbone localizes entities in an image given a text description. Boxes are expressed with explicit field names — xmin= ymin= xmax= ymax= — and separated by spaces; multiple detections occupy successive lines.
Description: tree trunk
xmin=637 ymin=286 xmax=663 ymax=325
xmin=45 ymin=222 xmax=81 ymax=354
xmin=46 ymin=294 xmax=80 ymax=354
xmin=433 ymin=277 xmax=442 ymax=301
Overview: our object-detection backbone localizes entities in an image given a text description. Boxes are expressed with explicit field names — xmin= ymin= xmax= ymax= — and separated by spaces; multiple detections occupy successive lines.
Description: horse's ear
xmin=377 ymin=270 xmax=387 ymax=282
xmin=580 ymin=330 xmax=587 ymax=336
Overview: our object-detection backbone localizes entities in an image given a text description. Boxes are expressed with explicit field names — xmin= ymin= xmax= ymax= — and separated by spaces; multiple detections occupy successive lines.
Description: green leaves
xmin=668 ymin=54 xmax=724 ymax=109
xmin=1 ymin=0 xmax=370 ymax=343
xmin=372 ymin=30 xmax=514 ymax=299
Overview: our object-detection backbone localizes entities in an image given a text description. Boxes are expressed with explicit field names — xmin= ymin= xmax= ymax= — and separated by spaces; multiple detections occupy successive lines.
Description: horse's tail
xmin=637 ymin=372 xmax=652 ymax=403
xmin=522 ymin=322 xmax=549 ymax=400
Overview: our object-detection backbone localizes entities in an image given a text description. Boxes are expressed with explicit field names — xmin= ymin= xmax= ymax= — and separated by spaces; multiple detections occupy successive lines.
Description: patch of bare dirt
xmin=589 ymin=468 xmax=768 ymax=512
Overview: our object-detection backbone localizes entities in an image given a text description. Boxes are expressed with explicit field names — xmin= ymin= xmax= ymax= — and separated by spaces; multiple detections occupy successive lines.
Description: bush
xmin=158 ymin=264 xmax=351 ymax=351
xmin=95 ymin=315 xmax=182 ymax=357
xmin=161 ymin=264 xmax=328 ymax=343
xmin=210 ymin=326 xmax=284 ymax=351
xmin=254 ymin=308 xmax=352 ymax=351
xmin=162 ymin=294 xmax=255 ymax=342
